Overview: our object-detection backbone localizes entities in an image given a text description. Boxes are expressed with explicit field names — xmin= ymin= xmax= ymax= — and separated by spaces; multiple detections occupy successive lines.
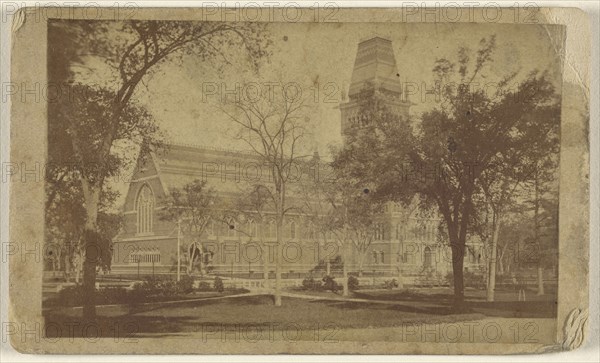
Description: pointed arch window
xmin=136 ymin=184 xmax=154 ymax=234
xmin=247 ymin=219 xmax=257 ymax=238
xmin=374 ymin=223 xmax=385 ymax=240
xmin=307 ymin=221 xmax=315 ymax=240
xmin=267 ymin=219 xmax=276 ymax=239
xmin=424 ymin=246 xmax=434 ymax=268
xmin=289 ymin=220 xmax=296 ymax=239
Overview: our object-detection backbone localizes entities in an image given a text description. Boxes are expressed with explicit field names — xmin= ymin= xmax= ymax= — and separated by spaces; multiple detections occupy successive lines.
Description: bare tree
xmin=221 ymin=91 xmax=308 ymax=306
xmin=236 ymin=184 xmax=274 ymax=281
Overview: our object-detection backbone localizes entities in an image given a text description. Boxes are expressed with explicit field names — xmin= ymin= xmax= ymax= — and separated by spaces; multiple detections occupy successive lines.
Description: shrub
xmin=348 ymin=275 xmax=359 ymax=291
xmin=176 ymin=275 xmax=194 ymax=294
xmin=383 ymin=279 xmax=399 ymax=289
xmin=310 ymin=256 xmax=344 ymax=275
xmin=97 ymin=286 xmax=128 ymax=304
xmin=139 ymin=277 xmax=160 ymax=293
xmin=214 ymin=276 xmax=224 ymax=292
xmin=322 ymin=275 xmax=339 ymax=293
xmin=54 ymin=285 xmax=129 ymax=307
xmin=54 ymin=285 xmax=85 ymax=307
xmin=302 ymin=276 xmax=321 ymax=291
xmin=129 ymin=282 xmax=149 ymax=302
xmin=131 ymin=276 xmax=197 ymax=297
xmin=158 ymin=280 xmax=178 ymax=296
xmin=445 ymin=271 xmax=486 ymax=289
xmin=197 ymin=281 xmax=212 ymax=291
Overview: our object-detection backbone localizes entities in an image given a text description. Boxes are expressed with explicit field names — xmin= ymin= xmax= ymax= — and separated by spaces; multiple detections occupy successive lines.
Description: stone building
xmin=110 ymin=36 xmax=485 ymax=283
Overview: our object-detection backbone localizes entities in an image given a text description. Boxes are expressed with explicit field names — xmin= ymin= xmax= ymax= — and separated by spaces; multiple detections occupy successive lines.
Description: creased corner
xmin=11 ymin=8 xmax=26 ymax=34
xmin=562 ymin=308 xmax=588 ymax=350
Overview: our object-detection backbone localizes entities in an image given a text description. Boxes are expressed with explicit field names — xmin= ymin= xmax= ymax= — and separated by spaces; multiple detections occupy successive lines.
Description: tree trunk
xmin=453 ymin=196 xmax=473 ymax=310
xmin=439 ymin=197 xmax=471 ymax=311
xmin=486 ymin=216 xmax=501 ymax=302
xmin=451 ymin=243 xmax=465 ymax=309
xmin=74 ymin=255 xmax=81 ymax=284
xmin=341 ymin=241 xmax=349 ymax=297
xmin=397 ymin=244 xmax=404 ymax=289
xmin=498 ymin=243 xmax=508 ymax=275
xmin=449 ymin=204 xmax=470 ymax=311
xmin=274 ymin=265 xmax=282 ymax=306
xmin=65 ymin=253 xmax=71 ymax=282
xmin=263 ymin=256 xmax=269 ymax=281
xmin=274 ymin=217 xmax=282 ymax=306
xmin=198 ymin=249 xmax=203 ymax=277
xmin=505 ymin=253 xmax=513 ymax=275
xmin=357 ymin=250 xmax=365 ymax=277
xmin=537 ymin=266 xmax=544 ymax=296
xmin=188 ymin=246 xmax=194 ymax=275
xmin=533 ymin=170 xmax=544 ymax=296
xmin=260 ymin=228 xmax=269 ymax=283
xmin=397 ymin=265 xmax=404 ymax=289
xmin=451 ymin=241 xmax=465 ymax=308
xmin=81 ymin=182 xmax=101 ymax=320
xmin=82 ymin=256 xmax=97 ymax=319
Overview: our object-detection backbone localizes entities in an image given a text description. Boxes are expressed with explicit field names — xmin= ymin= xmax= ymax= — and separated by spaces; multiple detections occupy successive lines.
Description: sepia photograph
xmin=4 ymin=5 xmax=593 ymax=356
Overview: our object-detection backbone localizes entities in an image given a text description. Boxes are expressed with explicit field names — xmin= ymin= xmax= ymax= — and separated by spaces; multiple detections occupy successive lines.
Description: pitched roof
xmin=134 ymin=143 xmax=322 ymax=201
xmin=149 ymin=143 xmax=264 ymax=196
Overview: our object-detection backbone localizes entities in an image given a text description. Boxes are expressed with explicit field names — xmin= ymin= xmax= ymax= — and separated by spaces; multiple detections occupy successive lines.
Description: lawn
xmin=43 ymin=285 xmax=557 ymax=341
xmin=285 ymin=286 xmax=557 ymax=319
xmin=44 ymin=294 xmax=485 ymax=339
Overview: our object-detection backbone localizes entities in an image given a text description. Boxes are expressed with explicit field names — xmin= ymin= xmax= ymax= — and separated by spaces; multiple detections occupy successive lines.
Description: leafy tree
xmin=524 ymin=155 xmax=559 ymax=295
xmin=45 ymin=174 xmax=121 ymax=280
xmin=334 ymin=36 xmax=560 ymax=308
xmin=48 ymin=19 xmax=271 ymax=319
xmin=496 ymin=214 xmax=529 ymax=275
xmin=161 ymin=179 xmax=220 ymax=276
xmin=299 ymin=155 xmax=381 ymax=295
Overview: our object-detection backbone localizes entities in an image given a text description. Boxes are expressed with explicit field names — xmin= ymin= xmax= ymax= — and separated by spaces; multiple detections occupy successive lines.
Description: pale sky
xmin=136 ymin=22 xmax=563 ymax=157
xmin=73 ymin=21 xmax=564 ymax=202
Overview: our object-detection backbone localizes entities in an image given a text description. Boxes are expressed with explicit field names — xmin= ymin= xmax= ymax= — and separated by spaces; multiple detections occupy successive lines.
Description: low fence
xmin=44 ymin=268 xmax=558 ymax=294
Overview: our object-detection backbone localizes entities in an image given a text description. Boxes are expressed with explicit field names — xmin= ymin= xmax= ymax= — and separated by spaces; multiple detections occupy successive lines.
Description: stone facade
xmin=110 ymin=36 xmax=486 ymax=283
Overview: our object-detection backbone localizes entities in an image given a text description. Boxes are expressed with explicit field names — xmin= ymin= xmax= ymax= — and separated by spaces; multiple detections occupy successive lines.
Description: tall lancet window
xmin=136 ymin=184 xmax=154 ymax=234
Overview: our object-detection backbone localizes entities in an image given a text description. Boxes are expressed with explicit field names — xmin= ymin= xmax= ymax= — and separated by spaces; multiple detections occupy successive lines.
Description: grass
xmin=43 ymin=285 xmax=557 ymax=339
xmin=44 ymin=294 xmax=485 ymax=338
xmin=287 ymin=286 xmax=557 ymax=318
xmin=43 ymin=287 xmax=249 ymax=308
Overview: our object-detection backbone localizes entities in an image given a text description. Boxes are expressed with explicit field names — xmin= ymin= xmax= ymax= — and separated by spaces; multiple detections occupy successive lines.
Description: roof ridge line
xmin=166 ymin=141 xmax=255 ymax=156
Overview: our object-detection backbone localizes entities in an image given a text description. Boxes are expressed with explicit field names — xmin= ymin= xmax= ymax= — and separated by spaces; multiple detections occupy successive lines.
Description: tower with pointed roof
xmin=337 ymin=36 xmax=485 ymax=284
xmin=340 ymin=36 xmax=411 ymax=136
